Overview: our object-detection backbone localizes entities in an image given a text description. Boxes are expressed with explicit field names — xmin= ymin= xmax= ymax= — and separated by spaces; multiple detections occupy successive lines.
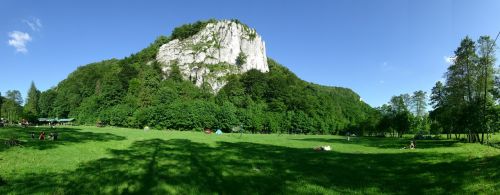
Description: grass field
xmin=1 ymin=126 xmax=499 ymax=194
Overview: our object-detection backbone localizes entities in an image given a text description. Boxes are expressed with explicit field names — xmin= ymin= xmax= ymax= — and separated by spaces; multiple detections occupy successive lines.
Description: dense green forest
xmin=46 ymin=55 xmax=374 ymax=134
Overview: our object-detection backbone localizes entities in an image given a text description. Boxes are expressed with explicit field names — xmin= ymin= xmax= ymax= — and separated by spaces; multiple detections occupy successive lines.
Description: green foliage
xmin=235 ymin=52 xmax=247 ymax=66
xmin=23 ymin=82 xmax=41 ymax=122
xmin=38 ymin=89 xmax=57 ymax=118
xmin=429 ymin=35 xmax=499 ymax=143
xmin=248 ymin=31 xmax=257 ymax=40
xmin=217 ymin=59 xmax=374 ymax=134
xmin=99 ymin=104 xmax=135 ymax=127
xmin=167 ymin=64 xmax=184 ymax=82
xmin=1 ymin=90 xmax=23 ymax=123
xmin=210 ymin=101 xmax=238 ymax=131
xmin=41 ymin=54 xmax=373 ymax=134
xmin=171 ymin=19 xmax=216 ymax=40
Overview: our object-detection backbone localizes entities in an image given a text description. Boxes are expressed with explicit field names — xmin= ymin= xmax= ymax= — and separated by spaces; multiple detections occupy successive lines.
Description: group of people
xmin=31 ymin=131 xmax=58 ymax=141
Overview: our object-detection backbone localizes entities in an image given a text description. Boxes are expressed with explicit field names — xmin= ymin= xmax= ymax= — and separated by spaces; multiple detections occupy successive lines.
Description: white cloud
xmin=23 ymin=17 xmax=42 ymax=31
xmin=8 ymin=31 xmax=32 ymax=53
xmin=444 ymin=56 xmax=456 ymax=64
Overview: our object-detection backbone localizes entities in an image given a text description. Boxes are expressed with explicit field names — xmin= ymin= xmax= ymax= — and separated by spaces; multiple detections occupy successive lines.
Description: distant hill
xmin=39 ymin=19 xmax=374 ymax=134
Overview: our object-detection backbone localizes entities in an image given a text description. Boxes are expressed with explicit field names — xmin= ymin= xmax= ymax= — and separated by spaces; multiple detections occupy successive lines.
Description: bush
xmin=236 ymin=52 xmax=247 ymax=66
xmin=171 ymin=19 xmax=216 ymax=40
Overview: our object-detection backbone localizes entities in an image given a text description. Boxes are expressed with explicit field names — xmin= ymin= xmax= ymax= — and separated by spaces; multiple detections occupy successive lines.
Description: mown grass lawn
xmin=1 ymin=126 xmax=499 ymax=194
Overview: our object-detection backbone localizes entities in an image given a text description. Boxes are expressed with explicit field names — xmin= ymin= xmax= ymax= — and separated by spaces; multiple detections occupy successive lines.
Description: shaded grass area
xmin=0 ymin=126 xmax=499 ymax=194
xmin=0 ymin=127 xmax=125 ymax=152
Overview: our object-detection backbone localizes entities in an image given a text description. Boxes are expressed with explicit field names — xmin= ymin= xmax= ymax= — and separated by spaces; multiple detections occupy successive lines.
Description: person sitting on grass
xmin=31 ymin=132 xmax=35 ymax=139
xmin=39 ymin=132 xmax=45 ymax=140
xmin=409 ymin=141 xmax=415 ymax=149
xmin=401 ymin=141 xmax=416 ymax=149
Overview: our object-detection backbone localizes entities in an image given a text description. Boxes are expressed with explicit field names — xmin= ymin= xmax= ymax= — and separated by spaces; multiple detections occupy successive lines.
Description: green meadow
xmin=1 ymin=126 xmax=499 ymax=194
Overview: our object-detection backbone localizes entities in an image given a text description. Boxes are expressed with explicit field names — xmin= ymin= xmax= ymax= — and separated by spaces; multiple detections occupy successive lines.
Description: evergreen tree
xmin=24 ymin=81 xmax=41 ymax=121
xmin=411 ymin=90 xmax=427 ymax=117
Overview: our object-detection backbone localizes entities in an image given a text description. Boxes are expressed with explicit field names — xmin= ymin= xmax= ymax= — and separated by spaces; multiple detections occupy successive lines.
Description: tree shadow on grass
xmin=0 ymin=127 xmax=125 ymax=152
xmin=1 ymin=139 xmax=499 ymax=194
xmin=292 ymin=137 xmax=461 ymax=149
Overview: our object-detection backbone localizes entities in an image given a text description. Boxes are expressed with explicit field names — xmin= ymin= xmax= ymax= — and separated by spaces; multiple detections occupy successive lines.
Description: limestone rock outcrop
xmin=156 ymin=20 xmax=269 ymax=92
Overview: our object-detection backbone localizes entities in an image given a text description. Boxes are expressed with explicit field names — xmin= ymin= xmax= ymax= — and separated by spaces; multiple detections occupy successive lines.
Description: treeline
xmin=356 ymin=35 xmax=500 ymax=142
xmin=356 ymin=91 xmax=431 ymax=138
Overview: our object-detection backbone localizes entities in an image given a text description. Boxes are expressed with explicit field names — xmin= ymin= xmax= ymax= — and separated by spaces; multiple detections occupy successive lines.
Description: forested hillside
xmin=29 ymin=22 xmax=374 ymax=134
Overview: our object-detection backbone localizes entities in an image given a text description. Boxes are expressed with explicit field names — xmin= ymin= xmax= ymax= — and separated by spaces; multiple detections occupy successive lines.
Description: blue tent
xmin=215 ymin=129 xmax=223 ymax=135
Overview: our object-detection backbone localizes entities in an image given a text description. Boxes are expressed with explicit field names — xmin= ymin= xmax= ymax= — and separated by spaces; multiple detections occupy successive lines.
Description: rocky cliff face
xmin=156 ymin=20 xmax=269 ymax=92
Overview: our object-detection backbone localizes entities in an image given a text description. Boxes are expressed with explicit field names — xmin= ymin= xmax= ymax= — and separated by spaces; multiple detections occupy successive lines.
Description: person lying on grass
xmin=314 ymin=145 xmax=331 ymax=151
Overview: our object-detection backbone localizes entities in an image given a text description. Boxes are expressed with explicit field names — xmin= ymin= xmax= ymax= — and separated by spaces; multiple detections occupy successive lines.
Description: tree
xmin=476 ymin=35 xmax=497 ymax=142
xmin=430 ymin=81 xmax=446 ymax=109
xmin=409 ymin=90 xmax=427 ymax=134
xmin=430 ymin=81 xmax=452 ymax=138
xmin=239 ymin=102 xmax=266 ymax=133
xmin=24 ymin=81 xmax=41 ymax=121
xmin=394 ymin=111 xmax=411 ymax=137
xmin=6 ymin=90 xmax=23 ymax=105
xmin=2 ymin=90 xmax=23 ymax=123
xmin=389 ymin=94 xmax=412 ymax=137
xmin=431 ymin=35 xmax=499 ymax=143
xmin=137 ymin=64 xmax=162 ymax=108
xmin=411 ymin=90 xmax=427 ymax=117
xmin=38 ymin=89 xmax=57 ymax=117
xmin=216 ymin=101 xmax=239 ymax=131
xmin=444 ymin=37 xmax=479 ymax=142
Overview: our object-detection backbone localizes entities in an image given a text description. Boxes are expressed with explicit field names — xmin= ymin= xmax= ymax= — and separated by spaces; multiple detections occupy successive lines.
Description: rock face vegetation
xmin=24 ymin=19 xmax=374 ymax=134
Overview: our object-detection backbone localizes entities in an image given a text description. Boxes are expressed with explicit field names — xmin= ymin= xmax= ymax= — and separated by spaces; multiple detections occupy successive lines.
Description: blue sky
xmin=1 ymin=0 xmax=499 ymax=107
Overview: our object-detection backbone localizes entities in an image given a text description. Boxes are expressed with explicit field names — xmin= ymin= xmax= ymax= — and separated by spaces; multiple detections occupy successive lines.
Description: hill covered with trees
xmin=10 ymin=20 xmax=374 ymax=134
